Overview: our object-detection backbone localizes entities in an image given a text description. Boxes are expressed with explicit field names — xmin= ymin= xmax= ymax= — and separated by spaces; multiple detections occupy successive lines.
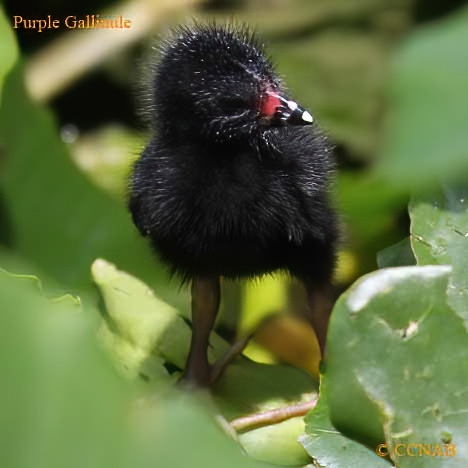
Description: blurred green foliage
xmin=1 ymin=0 xmax=468 ymax=467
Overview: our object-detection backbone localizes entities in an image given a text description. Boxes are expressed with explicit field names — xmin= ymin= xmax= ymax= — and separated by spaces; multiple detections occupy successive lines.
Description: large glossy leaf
xmin=321 ymin=265 xmax=468 ymax=467
xmin=410 ymin=184 xmax=468 ymax=328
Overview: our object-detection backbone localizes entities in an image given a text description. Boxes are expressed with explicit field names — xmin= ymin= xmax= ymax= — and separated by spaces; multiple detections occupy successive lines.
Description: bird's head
xmin=150 ymin=24 xmax=313 ymax=147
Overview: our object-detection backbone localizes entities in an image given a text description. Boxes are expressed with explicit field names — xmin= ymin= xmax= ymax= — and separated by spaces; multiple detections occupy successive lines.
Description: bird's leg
xmin=210 ymin=334 xmax=252 ymax=384
xmin=303 ymin=280 xmax=335 ymax=358
xmin=183 ymin=275 xmax=221 ymax=386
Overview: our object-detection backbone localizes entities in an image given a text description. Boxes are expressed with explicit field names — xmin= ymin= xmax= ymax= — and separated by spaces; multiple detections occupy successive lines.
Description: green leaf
xmin=410 ymin=185 xmax=468 ymax=265
xmin=92 ymin=258 xmax=229 ymax=379
xmin=0 ymin=63 xmax=184 ymax=310
xmin=410 ymin=184 xmax=468 ymax=328
xmin=213 ymin=361 xmax=319 ymax=466
xmin=377 ymin=237 xmax=416 ymax=269
xmin=238 ymin=417 xmax=310 ymax=466
xmin=0 ymin=245 xmax=61 ymax=288
xmin=0 ymin=269 xmax=130 ymax=468
xmin=127 ymin=392 xmax=278 ymax=468
xmin=301 ymin=378 xmax=392 ymax=467
xmin=324 ymin=265 xmax=468 ymax=466
xmin=377 ymin=7 xmax=468 ymax=189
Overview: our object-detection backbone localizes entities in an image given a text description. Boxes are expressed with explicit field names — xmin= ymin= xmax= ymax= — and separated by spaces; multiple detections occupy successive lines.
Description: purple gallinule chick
xmin=129 ymin=24 xmax=338 ymax=386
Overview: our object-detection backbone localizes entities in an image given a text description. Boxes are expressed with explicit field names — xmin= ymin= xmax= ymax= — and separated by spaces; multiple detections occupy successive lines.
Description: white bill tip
xmin=302 ymin=110 xmax=313 ymax=123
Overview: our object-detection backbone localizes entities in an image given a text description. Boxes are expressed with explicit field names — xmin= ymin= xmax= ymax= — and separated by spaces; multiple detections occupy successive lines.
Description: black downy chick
xmin=129 ymin=24 xmax=339 ymax=386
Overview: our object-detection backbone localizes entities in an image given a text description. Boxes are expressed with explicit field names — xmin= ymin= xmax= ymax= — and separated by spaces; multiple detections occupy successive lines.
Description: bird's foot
xmin=181 ymin=334 xmax=251 ymax=387
xmin=210 ymin=334 xmax=251 ymax=384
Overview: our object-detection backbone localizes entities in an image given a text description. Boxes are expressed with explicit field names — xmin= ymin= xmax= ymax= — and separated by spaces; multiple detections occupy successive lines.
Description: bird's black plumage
xmin=129 ymin=24 xmax=339 ymax=384
xmin=130 ymin=24 xmax=338 ymax=281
